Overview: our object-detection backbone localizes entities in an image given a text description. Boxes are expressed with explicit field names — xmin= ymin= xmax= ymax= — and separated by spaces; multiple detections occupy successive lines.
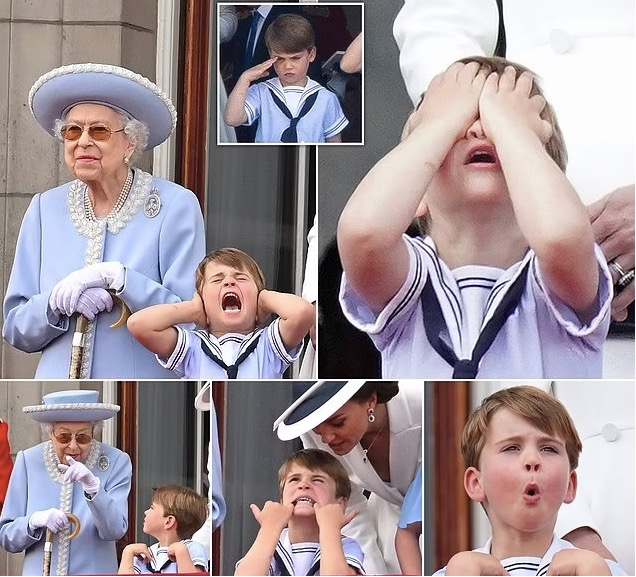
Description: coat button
xmin=602 ymin=423 xmax=620 ymax=442
xmin=549 ymin=29 xmax=575 ymax=54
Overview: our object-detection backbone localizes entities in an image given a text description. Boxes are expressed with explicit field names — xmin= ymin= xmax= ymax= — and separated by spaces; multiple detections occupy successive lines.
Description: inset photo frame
xmin=217 ymin=3 xmax=363 ymax=145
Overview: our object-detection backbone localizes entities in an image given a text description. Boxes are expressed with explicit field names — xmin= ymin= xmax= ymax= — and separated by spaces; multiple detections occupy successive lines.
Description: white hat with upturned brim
xmin=273 ymin=380 xmax=368 ymax=441
xmin=29 ymin=63 xmax=177 ymax=148
xmin=23 ymin=390 xmax=120 ymax=423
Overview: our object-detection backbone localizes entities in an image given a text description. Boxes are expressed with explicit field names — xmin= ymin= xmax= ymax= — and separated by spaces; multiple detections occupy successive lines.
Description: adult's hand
xmin=28 ymin=508 xmax=70 ymax=533
xmin=588 ymin=185 xmax=635 ymax=321
xmin=73 ymin=288 xmax=114 ymax=320
xmin=49 ymin=262 xmax=125 ymax=318
xmin=59 ymin=456 xmax=100 ymax=496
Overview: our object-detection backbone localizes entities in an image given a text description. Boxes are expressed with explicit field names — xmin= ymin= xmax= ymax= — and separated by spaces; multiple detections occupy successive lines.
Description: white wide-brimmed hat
xmin=274 ymin=380 xmax=367 ymax=441
xmin=23 ymin=390 xmax=120 ymax=423
xmin=29 ymin=63 xmax=177 ymax=148
xmin=195 ymin=382 xmax=211 ymax=411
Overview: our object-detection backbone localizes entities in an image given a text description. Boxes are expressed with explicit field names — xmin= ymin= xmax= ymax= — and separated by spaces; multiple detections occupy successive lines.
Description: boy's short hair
xmin=278 ymin=448 xmax=351 ymax=500
xmin=195 ymin=248 xmax=266 ymax=296
xmin=152 ymin=485 xmax=208 ymax=540
xmin=265 ymin=14 xmax=315 ymax=54
xmin=462 ymin=385 xmax=582 ymax=471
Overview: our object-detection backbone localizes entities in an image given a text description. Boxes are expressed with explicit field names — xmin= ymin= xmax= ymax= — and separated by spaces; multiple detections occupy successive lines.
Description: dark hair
xmin=351 ymin=382 xmax=399 ymax=404
xmin=265 ymin=14 xmax=315 ymax=54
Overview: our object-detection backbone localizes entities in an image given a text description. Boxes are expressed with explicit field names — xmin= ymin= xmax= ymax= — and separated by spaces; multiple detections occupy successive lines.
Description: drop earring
xmin=367 ymin=407 xmax=376 ymax=423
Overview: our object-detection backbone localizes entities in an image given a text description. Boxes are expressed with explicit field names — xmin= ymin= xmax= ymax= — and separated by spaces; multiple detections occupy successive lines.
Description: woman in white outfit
xmin=274 ymin=380 xmax=422 ymax=574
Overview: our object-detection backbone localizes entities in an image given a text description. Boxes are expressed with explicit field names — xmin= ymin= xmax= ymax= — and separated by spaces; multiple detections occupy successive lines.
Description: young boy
xmin=224 ymin=14 xmax=348 ymax=143
xmin=235 ymin=449 xmax=365 ymax=576
xmin=118 ymin=485 xmax=209 ymax=574
xmin=127 ymin=248 xmax=314 ymax=379
xmin=337 ymin=56 xmax=612 ymax=379
xmin=434 ymin=386 xmax=626 ymax=576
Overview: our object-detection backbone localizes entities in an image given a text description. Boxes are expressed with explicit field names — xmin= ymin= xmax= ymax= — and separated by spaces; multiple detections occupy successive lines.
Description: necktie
xmin=199 ymin=333 xmax=262 ymax=379
xmin=420 ymin=260 xmax=531 ymax=378
xmin=243 ymin=11 xmax=262 ymax=70
xmin=269 ymin=90 xmax=319 ymax=143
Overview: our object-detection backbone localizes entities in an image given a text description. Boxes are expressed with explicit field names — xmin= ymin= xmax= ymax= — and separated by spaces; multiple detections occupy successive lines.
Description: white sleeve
xmin=393 ymin=0 xmax=499 ymax=104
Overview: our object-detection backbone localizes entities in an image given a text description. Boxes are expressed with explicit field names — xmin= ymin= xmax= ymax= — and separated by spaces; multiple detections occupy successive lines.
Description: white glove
xmin=73 ymin=288 xmax=114 ymax=320
xmin=28 ymin=508 xmax=70 ymax=533
xmin=49 ymin=262 xmax=125 ymax=317
xmin=58 ymin=456 xmax=100 ymax=496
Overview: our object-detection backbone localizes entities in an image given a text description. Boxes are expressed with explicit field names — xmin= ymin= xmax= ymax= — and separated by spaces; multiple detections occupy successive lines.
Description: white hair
xmin=42 ymin=421 xmax=103 ymax=436
xmin=53 ymin=109 xmax=150 ymax=166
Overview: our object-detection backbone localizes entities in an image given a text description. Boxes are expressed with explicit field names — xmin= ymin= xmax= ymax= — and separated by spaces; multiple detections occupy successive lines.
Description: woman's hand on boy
xmin=445 ymin=551 xmax=510 ymax=576
xmin=478 ymin=66 xmax=552 ymax=146
xmin=546 ymin=549 xmax=612 ymax=576
xmin=406 ymin=61 xmax=486 ymax=142
xmin=250 ymin=501 xmax=294 ymax=533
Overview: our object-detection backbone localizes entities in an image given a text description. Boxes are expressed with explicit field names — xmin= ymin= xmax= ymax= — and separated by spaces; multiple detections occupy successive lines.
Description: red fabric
xmin=0 ymin=421 xmax=13 ymax=510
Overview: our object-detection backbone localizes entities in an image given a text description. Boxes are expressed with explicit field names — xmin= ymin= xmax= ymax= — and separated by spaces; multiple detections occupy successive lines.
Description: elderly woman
xmin=0 ymin=390 xmax=132 ymax=575
xmin=274 ymin=380 xmax=422 ymax=574
xmin=2 ymin=63 xmax=205 ymax=378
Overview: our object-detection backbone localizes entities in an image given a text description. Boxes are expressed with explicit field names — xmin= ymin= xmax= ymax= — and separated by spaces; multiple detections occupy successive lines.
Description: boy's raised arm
xmin=224 ymin=58 xmax=277 ymax=127
xmin=234 ymin=502 xmax=293 ymax=576
xmin=315 ymin=504 xmax=360 ymax=576
xmin=479 ymin=67 xmax=600 ymax=320
xmin=337 ymin=62 xmax=486 ymax=313
xmin=127 ymin=295 xmax=207 ymax=358
xmin=257 ymin=289 xmax=315 ymax=351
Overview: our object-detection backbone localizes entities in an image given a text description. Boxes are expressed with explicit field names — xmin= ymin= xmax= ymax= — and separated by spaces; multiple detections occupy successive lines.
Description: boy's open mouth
xmin=465 ymin=145 xmax=498 ymax=165
xmin=222 ymin=292 xmax=242 ymax=312
xmin=524 ymin=483 xmax=541 ymax=499
xmin=293 ymin=497 xmax=316 ymax=506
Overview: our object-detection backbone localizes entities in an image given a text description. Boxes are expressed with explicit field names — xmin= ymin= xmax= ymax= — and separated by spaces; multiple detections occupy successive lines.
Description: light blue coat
xmin=3 ymin=169 xmax=206 ymax=378
xmin=0 ymin=441 xmax=132 ymax=575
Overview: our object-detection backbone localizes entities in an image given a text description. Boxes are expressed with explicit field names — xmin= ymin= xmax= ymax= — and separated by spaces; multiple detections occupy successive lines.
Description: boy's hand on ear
xmin=190 ymin=292 xmax=208 ymax=329
xmin=407 ymin=61 xmax=486 ymax=142
xmin=446 ymin=551 xmax=510 ymax=576
xmin=546 ymin=549 xmax=612 ymax=576
xmin=479 ymin=66 xmax=553 ymax=146
xmin=250 ymin=501 xmax=294 ymax=532
xmin=314 ymin=503 xmax=359 ymax=531
xmin=241 ymin=58 xmax=278 ymax=84
xmin=256 ymin=289 xmax=271 ymax=325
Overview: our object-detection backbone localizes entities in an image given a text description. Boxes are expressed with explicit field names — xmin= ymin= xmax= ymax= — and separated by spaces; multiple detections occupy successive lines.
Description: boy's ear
xmin=338 ymin=497 xmax=348 ymax=510
xmin=308 ymin=46 xmax=316 ymax=63
xmin=464 ymin=467 xmax=485 ymax=503
xmin=563 ymin=470 xmax=577 ymax=504
xmin=164 ymin=515 xmax=177 ymax=530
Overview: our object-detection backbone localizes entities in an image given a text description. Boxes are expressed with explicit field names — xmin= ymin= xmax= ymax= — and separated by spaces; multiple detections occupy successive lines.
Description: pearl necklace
xmin=84 ymin=169 xmax=133 ymax=221
xmin=362 ymin=419 xmax=387 ymax=463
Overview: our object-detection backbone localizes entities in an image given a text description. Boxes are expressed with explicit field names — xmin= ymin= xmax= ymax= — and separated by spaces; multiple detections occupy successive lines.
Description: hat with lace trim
xmin=29 ymin=63 xmax=177 ymax=148
xmin=23 ymin=390 xmax=120 ymax=423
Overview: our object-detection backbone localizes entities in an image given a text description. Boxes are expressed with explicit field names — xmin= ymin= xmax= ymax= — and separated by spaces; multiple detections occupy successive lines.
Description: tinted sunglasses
xmin=60 ymin=123 xmax=125 ymax=141
xmin=54 ymin=432 xmax=93 ymax=444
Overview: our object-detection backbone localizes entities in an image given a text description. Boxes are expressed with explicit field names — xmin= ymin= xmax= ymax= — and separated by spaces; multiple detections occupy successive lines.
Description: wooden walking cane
xmin=42 ymin=513 xmax=81 ymax=576
xmin=68 ymin=293 xmax=131 ymax=379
